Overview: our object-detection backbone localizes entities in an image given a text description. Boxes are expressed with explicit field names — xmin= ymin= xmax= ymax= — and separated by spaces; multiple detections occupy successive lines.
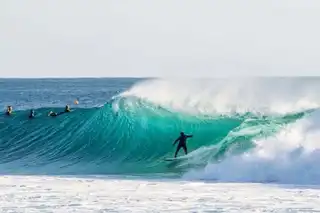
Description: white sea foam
xmin=119 ymin=78 xmax=320 ymax=115
xmin=0 ymin=175 xmax=320 ymax=212
xmin=184 ymin=110 xmax=320 ymax=184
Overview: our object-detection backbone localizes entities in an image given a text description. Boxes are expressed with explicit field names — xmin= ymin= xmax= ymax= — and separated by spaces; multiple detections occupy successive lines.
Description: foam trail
xmin=184 ymin=110 xmax=320 ymax=184
xmin=120 ymin=78 xmax=320 ymax=115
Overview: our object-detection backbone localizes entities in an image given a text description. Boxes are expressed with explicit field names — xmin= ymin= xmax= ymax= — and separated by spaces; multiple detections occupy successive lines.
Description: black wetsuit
xmin=173 ymin=134 xmax=193 ymax=158
xmin=49 ymin=112 xmax=58 ymax=117
xmin=29 ymin=110 xmax=35 ymax=118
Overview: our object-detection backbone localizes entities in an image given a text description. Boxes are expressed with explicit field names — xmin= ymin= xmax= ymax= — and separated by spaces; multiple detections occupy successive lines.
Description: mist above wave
xmin=119 ymin=78 xmax=320 ymax=115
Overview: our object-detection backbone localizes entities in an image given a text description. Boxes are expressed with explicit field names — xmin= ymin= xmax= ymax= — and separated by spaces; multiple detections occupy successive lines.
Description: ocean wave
xmin=0 ymin=78 xmax=314 ymax=181
xmin=184 ymin=110 xmax=320 ymax=185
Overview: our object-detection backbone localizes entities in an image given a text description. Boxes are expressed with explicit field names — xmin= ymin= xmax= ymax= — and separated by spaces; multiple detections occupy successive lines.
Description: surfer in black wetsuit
xmin=48 ymin=111 xmax=58 ymax=117
xmin=48 ymin=105 xmax=71 ymax=117
xmin=64 ymin=105 xmax=71 ymax=113
xmin=5 ymin=106 xmax=12 ymax=116
xmin=173 ymin=132 xmax=193 ymax=158
xmin=29 ymin=109 xmax=35 ymax=118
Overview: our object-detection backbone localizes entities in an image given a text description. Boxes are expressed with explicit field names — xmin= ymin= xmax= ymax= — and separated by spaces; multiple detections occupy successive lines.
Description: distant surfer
xmin=5 ymin=106 xmax=13 ymax=116
xmin=29 ymin=109 xmax=35 ymax=118
xmin=64 ymin=105 xmax=71 ymax=112
xmin=48 ymin=111 xmax=58 ymax=117
xmin=58 ymin=105 xmax=71 ymax=115
xmin=173 ymin=132 xmax=193 ymax=158
xmin=48 ymin=105 xmax=71 ymax=117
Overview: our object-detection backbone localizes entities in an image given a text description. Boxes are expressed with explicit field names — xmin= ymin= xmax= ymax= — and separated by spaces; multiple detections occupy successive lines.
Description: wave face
xmin=184 ymin=110 xmax=320 ymax=185
xmin=0 ymin=78 xmax=319 ymax=183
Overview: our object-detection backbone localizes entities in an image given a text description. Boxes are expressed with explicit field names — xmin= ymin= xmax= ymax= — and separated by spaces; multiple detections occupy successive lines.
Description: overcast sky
xmin=1 ymin=0 xmax=320 ymax=78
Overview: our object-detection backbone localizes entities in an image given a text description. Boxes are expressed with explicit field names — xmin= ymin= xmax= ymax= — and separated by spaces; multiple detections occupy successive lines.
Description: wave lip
xmin=120 ymin=78 xmax=320 ymax=115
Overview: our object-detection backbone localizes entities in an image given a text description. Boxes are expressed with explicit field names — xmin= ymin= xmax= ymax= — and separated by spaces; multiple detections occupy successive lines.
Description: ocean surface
xmin=1 ymin=77 xmax=320 ymax=212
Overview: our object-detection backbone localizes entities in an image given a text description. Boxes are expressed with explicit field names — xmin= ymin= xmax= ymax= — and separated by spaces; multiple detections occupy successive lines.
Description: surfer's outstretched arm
xmin=187 ymin=135 xmax=193 ymax=138
xmin=173 ymin=137 xmax=180 ymax=146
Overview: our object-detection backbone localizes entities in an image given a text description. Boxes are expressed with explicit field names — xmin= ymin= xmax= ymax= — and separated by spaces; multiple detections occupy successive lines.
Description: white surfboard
xmin=164 ymin=157 xmax=183 ymax=162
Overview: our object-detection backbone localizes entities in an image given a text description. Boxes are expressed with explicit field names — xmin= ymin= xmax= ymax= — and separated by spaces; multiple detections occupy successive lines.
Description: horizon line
xmin=0 ymin=76 xmax=319 ymax=79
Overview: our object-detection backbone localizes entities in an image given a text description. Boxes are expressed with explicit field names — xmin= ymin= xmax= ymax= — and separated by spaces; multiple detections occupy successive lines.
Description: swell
xmin=0 ymin=95 xmax=309 ymax=175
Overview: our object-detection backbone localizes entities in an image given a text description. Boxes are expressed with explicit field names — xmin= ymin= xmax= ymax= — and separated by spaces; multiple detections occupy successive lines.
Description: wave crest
xmin=120 ymin=78 xmax=320 ymax=115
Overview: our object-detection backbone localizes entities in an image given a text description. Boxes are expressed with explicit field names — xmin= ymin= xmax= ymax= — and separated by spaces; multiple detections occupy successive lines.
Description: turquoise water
xmin=0 ymin=78 xmax=312 ymax=176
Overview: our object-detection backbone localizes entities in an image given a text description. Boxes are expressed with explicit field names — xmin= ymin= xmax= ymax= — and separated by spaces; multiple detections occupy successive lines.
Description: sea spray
xmin=184 ymin=110 xmax=320 ymax=184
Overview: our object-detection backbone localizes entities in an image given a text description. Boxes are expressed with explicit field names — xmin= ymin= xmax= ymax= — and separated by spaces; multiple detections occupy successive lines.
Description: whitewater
xmin=1 ymin=77 xmax=320 ymax=212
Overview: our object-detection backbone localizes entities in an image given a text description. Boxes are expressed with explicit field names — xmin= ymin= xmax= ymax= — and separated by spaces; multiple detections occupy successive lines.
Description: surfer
xmin=173 ymin=132 xmax=193 ymax=158
xmin=64 ymin=105 xmax=71 ymax=112
xmin=48 ymin=111 xmax=58 ymax=117
xmin=5 ymin=106 xmax=12 ymax=116
xmin=48 ymin=105 xmax=71 ymax=117
xmin=29 ymin=109 xmax=35 ymax=118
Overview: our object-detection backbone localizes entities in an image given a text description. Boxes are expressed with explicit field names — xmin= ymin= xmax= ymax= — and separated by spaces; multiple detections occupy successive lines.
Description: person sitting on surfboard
xmin=173 ymin=132 xmax=193 ymax=158
xmin=29 ymin=109 xmax=35 ymax=118
xmin=64 ymin=105 xmax=71 ymax=112
xmin=5 ymin=106 xmax=13 ymax=116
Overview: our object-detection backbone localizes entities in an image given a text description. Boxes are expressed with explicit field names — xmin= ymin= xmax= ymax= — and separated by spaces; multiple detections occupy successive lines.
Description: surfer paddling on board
xmin=173 ymin=132 xmax=193 ymax=158
xmin=48 ymin=105 xmax=72 ymax=117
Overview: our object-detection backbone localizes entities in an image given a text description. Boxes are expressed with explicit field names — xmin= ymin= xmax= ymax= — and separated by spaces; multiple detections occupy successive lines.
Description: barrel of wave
xmin=118 ymin=102 xmax=247 ymax=163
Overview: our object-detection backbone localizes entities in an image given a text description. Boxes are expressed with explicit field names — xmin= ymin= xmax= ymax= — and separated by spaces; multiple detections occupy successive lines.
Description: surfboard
xmin=164 ymin=158 xmax=176 ymax=161
xmin=164 ymin=157 xmax=183 ymax=162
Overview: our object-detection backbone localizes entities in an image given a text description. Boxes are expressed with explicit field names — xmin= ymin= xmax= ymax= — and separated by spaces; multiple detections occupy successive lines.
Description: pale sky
xmin=1 ymin=0 xmax=320 ymax=78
